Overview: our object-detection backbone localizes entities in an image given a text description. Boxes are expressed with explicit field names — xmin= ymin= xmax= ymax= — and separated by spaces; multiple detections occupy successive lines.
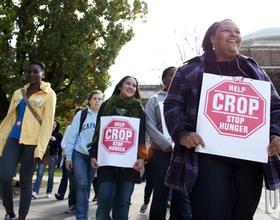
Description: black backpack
xmin=79 ymin=108 xmax=88 ymax=134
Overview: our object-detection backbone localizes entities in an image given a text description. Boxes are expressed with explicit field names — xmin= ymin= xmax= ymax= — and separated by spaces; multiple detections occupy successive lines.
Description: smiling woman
xmin=118 ymin=77 xmax=137 ymax=100
xmin=89 ymin=75 xmax=147 ymax=220
xmin=163 ymin=19 xmax=280 ymax=219
xmin=210 ymin=19 xmax=242 ymax=62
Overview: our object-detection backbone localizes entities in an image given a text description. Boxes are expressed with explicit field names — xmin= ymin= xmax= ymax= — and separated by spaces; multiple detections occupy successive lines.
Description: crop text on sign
xmin=204 ymin=80 xmax=266 ymax=138
xmin=101 ymin=118 xmax=137 ymax=155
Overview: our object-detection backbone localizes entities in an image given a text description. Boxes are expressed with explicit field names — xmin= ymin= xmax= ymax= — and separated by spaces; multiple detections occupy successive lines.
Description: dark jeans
xmin=96 ymin=179 xmax=134 ymax=220
xmin=67 ymin=166 xmax=76 ymax=207
xmin=0 ymin=137 xmax=38 ymax=216
xmin=190 ymin=153 xmax=263 ymax=220
xmin=143 ymin=161 xmax=154 ymax=205
xmin=92 ymin=176 xmax=99 ymax=199
xmin=149 ymin=149 xmax=172 ymax=220
xmin=57 ymin=160 xmax=68 ymax=199
xmin=169 ymin=189 xmax=192 ymax=220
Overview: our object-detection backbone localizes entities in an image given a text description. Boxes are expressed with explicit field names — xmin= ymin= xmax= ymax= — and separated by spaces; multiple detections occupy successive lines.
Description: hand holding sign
xmin=180 ymin=130 xmax=205 ymax=149
xmin=268 ymin=135 xmax=280 ymax=156
xmin=133 ymin=158 xmax=145 ymax=172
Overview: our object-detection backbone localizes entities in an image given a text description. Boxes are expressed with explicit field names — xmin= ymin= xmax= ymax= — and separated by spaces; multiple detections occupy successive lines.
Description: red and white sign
xmin=97 ymin=116 xmax=140 ymax=167
xmin=196 ymin=73 xmax=271 ymax=163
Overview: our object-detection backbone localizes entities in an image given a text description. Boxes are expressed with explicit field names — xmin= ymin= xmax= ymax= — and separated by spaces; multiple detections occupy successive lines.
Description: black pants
xmin=0 ymin=137 xmax=38 ymax=216
xmin=190 ymin=153 xmax=263 ymax=220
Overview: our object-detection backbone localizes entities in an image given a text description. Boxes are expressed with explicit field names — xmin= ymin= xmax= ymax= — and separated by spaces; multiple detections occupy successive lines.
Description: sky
xmin=105 ymin=0 xmax=280 ymax=97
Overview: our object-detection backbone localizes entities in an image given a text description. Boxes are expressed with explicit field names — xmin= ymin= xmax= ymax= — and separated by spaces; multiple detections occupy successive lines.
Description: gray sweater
xmin=145 ymin=90 xmax=172 ymax=151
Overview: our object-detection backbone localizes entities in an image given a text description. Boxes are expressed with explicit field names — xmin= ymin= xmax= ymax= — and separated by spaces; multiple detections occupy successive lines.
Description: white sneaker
xmin=32 ymin=191 xmax=38 ymax=199
xmin=46 ymin=193 xmax=51 ymax=198
xmin=4 ymin=213 xmax=18 ymax=220
xmin=65 ymin=205 xmax=75 ymax=213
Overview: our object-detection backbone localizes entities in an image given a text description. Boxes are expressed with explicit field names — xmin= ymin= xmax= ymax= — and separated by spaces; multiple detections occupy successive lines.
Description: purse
xmin=21 ymin=88 xmax=50 ymax=165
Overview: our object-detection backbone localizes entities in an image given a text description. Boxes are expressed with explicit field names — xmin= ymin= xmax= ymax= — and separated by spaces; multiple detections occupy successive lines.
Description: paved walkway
xmin=1 ymin=176 xmax=280 ymax=219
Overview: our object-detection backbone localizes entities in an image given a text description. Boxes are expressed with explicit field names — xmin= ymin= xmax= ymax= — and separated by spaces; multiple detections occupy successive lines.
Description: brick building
xmin=139 ymin=84 xmax=163 ymax=108
xmin=240 ymin=27 xmax=280 ymax=94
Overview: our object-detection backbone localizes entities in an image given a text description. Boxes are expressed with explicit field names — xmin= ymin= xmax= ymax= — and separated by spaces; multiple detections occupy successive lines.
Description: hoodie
xmin=0 ymin=81 xmax=56 ymax=159
xmin=145 ymin=90 xmax=172 ymax=151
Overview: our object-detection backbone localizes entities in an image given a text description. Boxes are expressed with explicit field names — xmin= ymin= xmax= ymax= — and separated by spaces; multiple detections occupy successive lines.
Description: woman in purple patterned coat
xmin=164 ymin=19 xmax=280 ymax=220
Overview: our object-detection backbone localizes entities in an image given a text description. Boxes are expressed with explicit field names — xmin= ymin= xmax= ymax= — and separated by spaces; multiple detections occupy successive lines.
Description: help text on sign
xmin=204 ymin=80 xmax=266 ymax=138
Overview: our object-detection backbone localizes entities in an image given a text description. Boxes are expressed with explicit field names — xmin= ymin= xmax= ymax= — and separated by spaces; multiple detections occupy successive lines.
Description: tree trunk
xmin=0 ymin=86 xmax=9 ymax=120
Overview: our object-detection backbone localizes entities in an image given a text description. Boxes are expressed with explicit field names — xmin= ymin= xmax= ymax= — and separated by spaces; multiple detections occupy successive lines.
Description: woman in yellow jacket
xmin=0 ymin=60 xmax=56 ymax=220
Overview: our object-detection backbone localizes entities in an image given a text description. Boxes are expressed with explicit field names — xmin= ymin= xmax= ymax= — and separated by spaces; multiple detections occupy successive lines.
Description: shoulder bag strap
xmin=21 ymin=88 xmax=42 ymax=125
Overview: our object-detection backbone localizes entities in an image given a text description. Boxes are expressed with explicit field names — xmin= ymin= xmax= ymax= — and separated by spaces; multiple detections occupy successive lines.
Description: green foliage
xmin=0 ymin=0 xmax=148 ymax=126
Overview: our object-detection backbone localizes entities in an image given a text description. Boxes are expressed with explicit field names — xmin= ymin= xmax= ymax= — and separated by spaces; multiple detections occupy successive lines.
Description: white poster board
xmin=97 ymin=116 xmax=140 ymax=167
xmin=196 ymin=73 xmax=270 ymax=163
xmin=158 ymin=102 xmax=174 ymax=147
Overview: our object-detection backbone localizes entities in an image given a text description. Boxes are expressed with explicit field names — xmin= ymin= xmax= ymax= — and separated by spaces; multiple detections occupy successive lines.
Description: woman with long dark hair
xmin=89 ymin=76 xmax=146 ymax=220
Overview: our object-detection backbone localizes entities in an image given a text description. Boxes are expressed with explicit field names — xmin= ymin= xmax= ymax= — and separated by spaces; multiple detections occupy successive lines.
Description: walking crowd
xmin=1 ymin=19 xmax=280 ymax=220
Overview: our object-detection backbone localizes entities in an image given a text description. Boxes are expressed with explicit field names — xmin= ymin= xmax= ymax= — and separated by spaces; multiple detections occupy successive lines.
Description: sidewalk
xmin=0 ymin=175 xmax=280 ymax=219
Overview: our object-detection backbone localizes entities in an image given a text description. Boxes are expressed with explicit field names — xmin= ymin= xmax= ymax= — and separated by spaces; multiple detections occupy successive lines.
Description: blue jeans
xmin=149 ymin=149 xmax=172 ymax=220
xmin=33 ymin=154 xmax=58 ymax=194
xmin=96 ymin=180 xmax=134 ymax=220
xmin=67 ymin=168 xmax=76 ymax=207
xmin=72 ymin=150 xmax=96 ymax=220
xmin=47 ymin=154 xmax=58 ymax=193
xmin=33 ymin=163 xmax=46 ymax=194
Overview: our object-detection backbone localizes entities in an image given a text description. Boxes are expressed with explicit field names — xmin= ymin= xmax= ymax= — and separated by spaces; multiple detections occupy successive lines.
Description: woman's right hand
xmin=50 ymin=136 xmax=56 ymax=142
xmin=65 ymin=161 xmax=73 ymax=172
xmin=179 ymin=130 xmax=205 ymax=149
xmin=91 ymin=158 xmax=99 ymax=169
xmin=164 ymin=145 xmax=173 ymax=152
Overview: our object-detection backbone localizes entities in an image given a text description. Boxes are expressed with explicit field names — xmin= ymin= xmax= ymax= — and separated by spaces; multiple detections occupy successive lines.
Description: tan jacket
xmin=0 ymin=81 xmax=56 ymax=159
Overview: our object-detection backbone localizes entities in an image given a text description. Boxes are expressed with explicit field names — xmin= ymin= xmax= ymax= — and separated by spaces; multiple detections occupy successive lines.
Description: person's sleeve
xmin=61 ymin=125 xmax=71 ymax=149
xmin=138 ymin=106 xmax=146 ymax=145
xmin=146 ymin=96 xmax=171 ymax=151
xmin=65 ymin=112 xmax=81 ymax=161
xmin=35 ymin=90 xmax=56 ymax=158
xmin=164 ymin=67 xmax=193 ymax=145
xmin=52 ymin=131 xmax=62 ymax=149
xmin=137 ymin=106 xmax=147 ymax=159
xmin=89 ymin=101 xmax=106 ymax=158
